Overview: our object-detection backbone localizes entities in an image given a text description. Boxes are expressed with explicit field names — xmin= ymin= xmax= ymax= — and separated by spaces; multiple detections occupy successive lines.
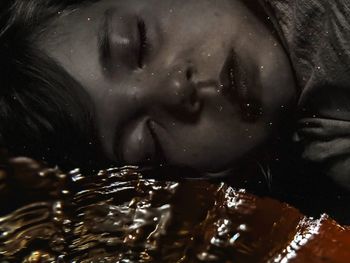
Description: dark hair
xmin=0 ymin=0 xmax=102 ymax=170
xmin=0 ymin=0 xmax=294 ymax=172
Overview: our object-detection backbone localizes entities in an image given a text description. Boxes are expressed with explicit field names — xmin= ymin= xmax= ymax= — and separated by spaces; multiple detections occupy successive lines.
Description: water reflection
xmin=1 ymin=166 xmax=350 ymax=262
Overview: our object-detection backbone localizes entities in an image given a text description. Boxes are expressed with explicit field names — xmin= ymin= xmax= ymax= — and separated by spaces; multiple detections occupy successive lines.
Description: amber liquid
xmin=2 ymin=165 xmax=350 ymax=263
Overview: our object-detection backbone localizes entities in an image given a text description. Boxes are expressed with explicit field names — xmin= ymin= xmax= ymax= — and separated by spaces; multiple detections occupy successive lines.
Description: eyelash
xmin=137 ymin=19 xmax=148 ymax=68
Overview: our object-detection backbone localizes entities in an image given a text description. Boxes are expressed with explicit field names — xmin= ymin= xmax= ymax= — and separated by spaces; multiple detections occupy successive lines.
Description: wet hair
xmin=0 ymin=0 xmax=101 ymax=169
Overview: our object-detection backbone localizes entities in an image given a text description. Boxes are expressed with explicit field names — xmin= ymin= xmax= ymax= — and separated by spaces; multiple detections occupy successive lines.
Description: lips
xmin=117 ymin=118 xmax=164 ymax=166
xmin=220 ymin=49 xmax=262 ymax=121
xmin=220 ymin=49 xmax=246 ymax=101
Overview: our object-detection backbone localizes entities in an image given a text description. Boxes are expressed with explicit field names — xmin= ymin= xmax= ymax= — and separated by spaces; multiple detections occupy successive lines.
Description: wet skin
xmin=41 ymin=0 xmax=296 ymax=173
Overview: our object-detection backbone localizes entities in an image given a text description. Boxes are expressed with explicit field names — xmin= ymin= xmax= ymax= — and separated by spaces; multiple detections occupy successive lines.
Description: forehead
xmin=39 ymin=0 xmax=277 ymax=89
xmin=40 ymin=0 xmax=271 ymax=53
xmin=41 ymin=0 xmax=270 ymax=41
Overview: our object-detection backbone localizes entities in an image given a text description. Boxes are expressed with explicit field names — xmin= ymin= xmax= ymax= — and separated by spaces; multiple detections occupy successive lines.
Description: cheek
xmin=261 ymin=59 xmax=296 ymax=110
xmin=245 ymin=41 xmax=296 ymax=113
xmin=159 ymin=100 xmax=270 ymax=170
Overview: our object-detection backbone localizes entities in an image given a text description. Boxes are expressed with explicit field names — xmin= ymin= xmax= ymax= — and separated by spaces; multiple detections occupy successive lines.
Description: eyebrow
xmin=98 ymin=8 xmax=115 ymax=77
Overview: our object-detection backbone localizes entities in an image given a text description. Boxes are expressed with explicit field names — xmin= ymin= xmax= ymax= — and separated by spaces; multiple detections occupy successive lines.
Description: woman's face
xmin=41 ymin=0 xmax=296 ymax=173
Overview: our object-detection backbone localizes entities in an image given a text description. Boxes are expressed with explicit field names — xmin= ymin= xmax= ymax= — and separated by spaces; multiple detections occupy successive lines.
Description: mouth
xmin=219 ymin=49 xmax=262 ymax=121
xmin=147 ymin=119 xmax=166 ymax=165
xmin=116 ymin=119 xmax=165 ymax=167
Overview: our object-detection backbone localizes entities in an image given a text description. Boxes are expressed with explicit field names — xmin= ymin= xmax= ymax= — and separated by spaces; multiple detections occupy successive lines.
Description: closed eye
xmin=137 ymin=19 xmax=148 ymax=68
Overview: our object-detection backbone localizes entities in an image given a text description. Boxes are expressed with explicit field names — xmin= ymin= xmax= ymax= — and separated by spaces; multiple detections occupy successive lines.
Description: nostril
xmin=186 ymin=67 xmax=194 ymax=81
xmin=161 ymin=65 xmax=202 ymax=119
xmin=189 ymin=86 xmax=200 ymax=106
xmin=184 ymin=84 xmax=202 ymax=114
xmin=184 ymin=67 xmax=202 ymax=114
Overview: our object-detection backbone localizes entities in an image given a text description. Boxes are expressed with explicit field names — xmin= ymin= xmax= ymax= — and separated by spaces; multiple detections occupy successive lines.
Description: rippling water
xmin=1 ymin=163 xmax=350 ymax=262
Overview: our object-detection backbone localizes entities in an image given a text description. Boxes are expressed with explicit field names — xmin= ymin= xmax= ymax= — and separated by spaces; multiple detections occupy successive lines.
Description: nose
xmin=130 ymin=64 xmax=201 ymax=116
